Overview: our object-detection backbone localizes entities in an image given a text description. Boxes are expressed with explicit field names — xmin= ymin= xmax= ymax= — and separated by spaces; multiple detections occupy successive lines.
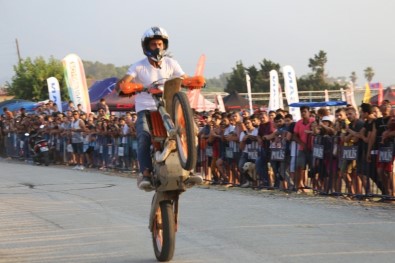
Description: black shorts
xmin=85 ymin=146 xmax=94 ymax=154
xmin=72 ymin=142 xmax=84 ymax=154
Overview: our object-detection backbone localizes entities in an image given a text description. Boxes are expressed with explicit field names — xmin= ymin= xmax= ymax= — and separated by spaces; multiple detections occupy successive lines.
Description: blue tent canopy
xmin=289 ymin=101 xmax=347 ymax=108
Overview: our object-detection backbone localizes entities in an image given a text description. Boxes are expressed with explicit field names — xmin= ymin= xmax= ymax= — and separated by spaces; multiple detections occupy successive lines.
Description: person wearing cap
xmin=319 ymin=115 xmax=336 ymax=135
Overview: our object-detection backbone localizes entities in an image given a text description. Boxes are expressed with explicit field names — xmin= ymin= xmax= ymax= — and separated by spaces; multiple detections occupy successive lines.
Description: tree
xmin=225 ymin=59 xmax=281 ymax=94
xmin=308 ymin=50 xmax=328 ymax=83
xmin=258 ymin=59 xmax=281 ymax=93
xmin=6 ymin=56 xmax=68 ymax=101
xmin=83 ymin=60 xmax=128 ymax=80
xmin=225 ymin=61 xmax=247 ymax=93
xmin=364 ymin=67 xmax=374 ymax=82
xmin=350 ymin=71 xmax=357 ymax=85
xmin=206 ymin=73 xmax=229 ymax=91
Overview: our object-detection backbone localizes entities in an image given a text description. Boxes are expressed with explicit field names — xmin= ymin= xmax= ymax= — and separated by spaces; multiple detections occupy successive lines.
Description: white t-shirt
xmin=121 ymin=124 xmax=129 ymax=144
xmin=239 ymin=128 xmax=259 ymax=154
xmin=126 ymin=57 xmax=185 ymax=113
xmin=224 ymin=125 xmax=235 ymax=136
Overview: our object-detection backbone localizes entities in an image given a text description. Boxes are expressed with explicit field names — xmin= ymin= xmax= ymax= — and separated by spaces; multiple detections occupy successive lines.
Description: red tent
xmin=370 ymin=87 xmax=395 ymax=105
xmin=222 ymin=91 xmax=249 ymax=110
xmin=91 ymin=90 xmax=135 ymax=112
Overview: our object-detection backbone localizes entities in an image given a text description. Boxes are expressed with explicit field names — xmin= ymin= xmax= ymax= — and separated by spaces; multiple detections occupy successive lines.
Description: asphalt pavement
xmin=0 ymin=160 xmax=394 ymax=263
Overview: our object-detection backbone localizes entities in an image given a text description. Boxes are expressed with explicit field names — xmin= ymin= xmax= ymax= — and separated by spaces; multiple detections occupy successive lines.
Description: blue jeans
xmin=136 ymin=111 xmax=153 ymax=173
xmin=255 ymin=148 xmax=269 ymax=186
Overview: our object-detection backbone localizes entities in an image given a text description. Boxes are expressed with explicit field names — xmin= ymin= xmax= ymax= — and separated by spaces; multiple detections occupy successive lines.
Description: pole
xmin=15 ymin=38 xmax=22 ymax=63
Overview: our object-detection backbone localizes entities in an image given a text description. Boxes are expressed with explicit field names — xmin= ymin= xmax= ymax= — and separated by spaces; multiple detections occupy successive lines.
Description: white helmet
xmin=141 ymin=26 xmax=169 ymax=62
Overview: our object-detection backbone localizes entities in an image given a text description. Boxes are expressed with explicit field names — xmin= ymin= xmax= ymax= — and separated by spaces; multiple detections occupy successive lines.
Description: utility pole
xmin=15 ymin=38 xmax=22 ymax=63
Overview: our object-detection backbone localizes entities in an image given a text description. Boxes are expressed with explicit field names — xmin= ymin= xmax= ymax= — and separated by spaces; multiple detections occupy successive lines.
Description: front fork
xmin=157 ymin=104 xmax=177 ymax=139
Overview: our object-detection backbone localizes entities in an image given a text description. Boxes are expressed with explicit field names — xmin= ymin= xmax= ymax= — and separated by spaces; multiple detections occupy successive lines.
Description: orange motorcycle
xmin=119 ymin=76 xmax=204 ymax=262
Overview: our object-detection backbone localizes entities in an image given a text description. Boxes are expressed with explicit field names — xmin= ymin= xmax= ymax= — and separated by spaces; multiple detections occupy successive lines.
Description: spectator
xmin=256 ymin=111 xmax=275 ymax=188
xmin=77 ymin=103 xmax=86 ymax=115
xmin=97 ymin=98 xmax=110 ymax=116
xmin=207 ymin=115 xmax=222 ymax=184
xmin=67 ymin=101 xmax=76 ymax=111
xmin=293 ymin=106 xmax=315 ymax=193
xmin=239 ymin=116 xmax=261 ymax=187
xmin=264 ymin=114 xmax=292 ymax=190
xmin=70 ymin=111 xmax=86 ymax=170
xmin=368 ymin=100 xmax=392 ymax=195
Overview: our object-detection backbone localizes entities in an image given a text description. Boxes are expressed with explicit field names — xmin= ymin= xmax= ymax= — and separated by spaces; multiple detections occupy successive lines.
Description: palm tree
xmin=364 ymin=67 xmax=374 ymax=82
xmin=350 ymin=71 xmax=357 ymax=85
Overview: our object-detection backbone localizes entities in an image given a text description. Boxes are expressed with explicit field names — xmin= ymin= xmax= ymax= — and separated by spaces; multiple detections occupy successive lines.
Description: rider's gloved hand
xmin=181 ymin=76 xmax=205 ymax=89
xmin=118 ymin=82 xmax=144 ymax=96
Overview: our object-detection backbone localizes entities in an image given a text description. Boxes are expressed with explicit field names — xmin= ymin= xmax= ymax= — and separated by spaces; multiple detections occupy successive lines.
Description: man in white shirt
xmin=116 ymin=27 xmax=201 ymax=190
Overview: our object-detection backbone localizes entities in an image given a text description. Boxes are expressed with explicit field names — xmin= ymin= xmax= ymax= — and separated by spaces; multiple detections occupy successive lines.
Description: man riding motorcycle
xmin=116 ymin=26 xmax=203 ymax=191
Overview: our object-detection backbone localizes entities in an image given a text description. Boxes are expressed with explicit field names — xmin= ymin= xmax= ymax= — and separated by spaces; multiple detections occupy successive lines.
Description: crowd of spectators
xmin=0 ymin=99 xmax=139 ymax=171
xmin=1 ymin=98 xmax=394 ymax=198
xmin=196 ymin=100 xmax=395 ymax=198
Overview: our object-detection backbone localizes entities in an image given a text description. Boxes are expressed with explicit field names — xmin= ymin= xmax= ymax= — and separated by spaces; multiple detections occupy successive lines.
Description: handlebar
xmin=117 ymin=76 xmax=205 ymax=96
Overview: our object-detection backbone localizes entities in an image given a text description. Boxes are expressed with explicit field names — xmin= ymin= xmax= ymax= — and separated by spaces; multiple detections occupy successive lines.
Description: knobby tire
xmin=152 ymin=200 xmax=176 ymax=262
xmin=172 ymin=92 xmax=197 ymax=171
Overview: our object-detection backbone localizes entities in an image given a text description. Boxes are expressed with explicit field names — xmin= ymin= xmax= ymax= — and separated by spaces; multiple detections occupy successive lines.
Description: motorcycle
xmin=118 ymin=76 xmax=204 ymax=262
xmin=25 ymin=125 xmax=50 ymax=166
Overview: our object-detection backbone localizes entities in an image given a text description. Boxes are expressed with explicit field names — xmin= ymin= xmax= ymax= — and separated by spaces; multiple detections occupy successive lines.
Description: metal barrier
xmin=2 ymin=126 xmax=394 ymax=200
xmin=194 ymin=133 xmax=395 ymax=200
xmin=1 ymin=131 xmax=138 ymax=172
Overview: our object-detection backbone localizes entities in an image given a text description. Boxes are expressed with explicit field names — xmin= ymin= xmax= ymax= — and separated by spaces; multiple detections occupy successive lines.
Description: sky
xmin=1 ymin=0 xmax=395 ymax=88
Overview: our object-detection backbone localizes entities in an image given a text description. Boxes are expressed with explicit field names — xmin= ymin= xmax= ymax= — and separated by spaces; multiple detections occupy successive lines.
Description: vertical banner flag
xmin=46 ymin=77 xmax=62 ymax=112
xmin=378 ymin=82 xmax=383 ymax=106
xmin=269 ymin=70 xmax=280 ymax=111
xmin=363 ymin=83 xmax=371 ymax=103
xmin=324 ymin=89 xmax=329 ymax=102
xmin=346 ymin=82 xmax=358 ymax=112
xmin=278 ymin=84 xmax=284 ymax=110
xmin=340 ymin=88 xmax=346 ymax=101
xmin=246 ymin=73 xmax=253 ymax=114
xmin=283 ymin=65 xmax=301 ymax=121
xmin=188 ymin=54 xmax=206 ymax=110
xmin=216 ymin=94 xmax=226 ymax=112
xmin=62 ymin=53 xmax=91 ymax=113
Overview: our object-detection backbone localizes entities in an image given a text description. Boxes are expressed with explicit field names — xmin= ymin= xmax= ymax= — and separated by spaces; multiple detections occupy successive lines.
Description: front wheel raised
xmin=152 ymin=200 xmax=176 ymax=262
xmin=172 ymin=92 xmax=197 ymax=171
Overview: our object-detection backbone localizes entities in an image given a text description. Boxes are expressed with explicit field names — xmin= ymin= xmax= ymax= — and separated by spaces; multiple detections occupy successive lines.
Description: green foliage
xmin=222 ymin=50 xmax=351 ymax=93
xmin=205 ymin=73 xmax=229 ymax=91
xmin=225 ymin=61 xmax=247 ymax=93
xmin=308 ymin=50 xmax=327 ymax=82
xmin=224 ymin=59 xmax=282 ymax=93
xmin=6 ymin=57 xmax=129 ymax=101
xmin=7 ymin=56 xmax=68 ymax=101
xmin=83 ymin=60 xmax=128 ymax=80
xmin=364 ymin=67 xmax=374 ymax=82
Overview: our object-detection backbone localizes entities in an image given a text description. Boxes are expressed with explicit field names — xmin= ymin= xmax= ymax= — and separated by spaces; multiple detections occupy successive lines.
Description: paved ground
xmin=0 ymin=160 xmax=394 ymax=263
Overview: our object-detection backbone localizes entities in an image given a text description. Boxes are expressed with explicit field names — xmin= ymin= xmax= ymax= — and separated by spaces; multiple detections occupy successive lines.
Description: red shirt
xmin=294 ymin=117 xmax=315 ymax=151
